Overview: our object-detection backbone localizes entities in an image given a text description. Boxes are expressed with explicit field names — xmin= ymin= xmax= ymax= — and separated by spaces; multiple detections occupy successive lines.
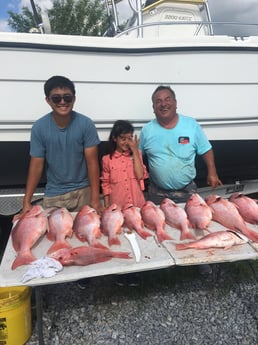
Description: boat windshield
xmin=126 ymin=0 xmax=212 ymax=37
xmin=105 ymin=0 xmax=258 ymax=38
xmin=106 ymin=0 xmax=212 ymax=38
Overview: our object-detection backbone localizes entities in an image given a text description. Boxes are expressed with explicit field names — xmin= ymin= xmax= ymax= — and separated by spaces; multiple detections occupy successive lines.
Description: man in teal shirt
xmin=139 ymin=85 xmax=222 ymax=204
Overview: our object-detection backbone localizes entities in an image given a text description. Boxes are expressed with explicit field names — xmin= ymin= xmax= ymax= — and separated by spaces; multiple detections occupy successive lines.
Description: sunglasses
xmin=49 ymin=94 xmax=74 ymax=104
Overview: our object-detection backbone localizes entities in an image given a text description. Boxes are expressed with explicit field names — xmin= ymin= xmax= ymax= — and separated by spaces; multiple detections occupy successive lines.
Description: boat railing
xmin=116 ymin=20 xmax=211 ymax=37
xmin=115 ymin=21 xmax=258 ymax=38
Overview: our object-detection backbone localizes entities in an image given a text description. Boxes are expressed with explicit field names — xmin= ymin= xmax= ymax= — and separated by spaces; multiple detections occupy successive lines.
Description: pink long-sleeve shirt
xmin=101 ymin=150 xmax=148 ymax=208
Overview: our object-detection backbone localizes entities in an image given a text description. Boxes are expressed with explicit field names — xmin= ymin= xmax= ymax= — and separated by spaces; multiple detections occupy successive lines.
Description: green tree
xmin=8 ymin=0 xmax=109 ymax=36
xmin=8 ymin=6 xmax=40 ymax=33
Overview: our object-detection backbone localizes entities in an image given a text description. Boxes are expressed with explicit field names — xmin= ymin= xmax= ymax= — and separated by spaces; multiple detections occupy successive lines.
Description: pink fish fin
xmin=180 ymin=231 xmax=196 ymax=241
xmin=108 ymin=236 xmax=121 ymax=246
xmin=11 ymin=252 xmax=37 ymax=270
xmin=47 ymin=240 xmax=72 ymax=254
xmin=136 ymin=228 xmax=153 ymax=240
xmin=156 ymin=229 xmax=173 ymax=243
xmin=110 ymin=251 xmax=132 ymax=259
xmin=243 ymin=228 xmax=258 ymax=243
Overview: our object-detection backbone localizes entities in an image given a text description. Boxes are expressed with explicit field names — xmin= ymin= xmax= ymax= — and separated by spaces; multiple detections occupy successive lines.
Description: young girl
xmin=101 ymin=120 xmax=148 ymax=209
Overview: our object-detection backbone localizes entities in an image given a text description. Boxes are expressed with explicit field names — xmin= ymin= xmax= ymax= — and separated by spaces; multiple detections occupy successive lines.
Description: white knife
xmin=124 ymin=230 xmax=141 ymax=262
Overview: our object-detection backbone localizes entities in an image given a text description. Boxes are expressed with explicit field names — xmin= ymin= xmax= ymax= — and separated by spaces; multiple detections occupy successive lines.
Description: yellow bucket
xmin=0 ymin=286 xmax=31 ymax=345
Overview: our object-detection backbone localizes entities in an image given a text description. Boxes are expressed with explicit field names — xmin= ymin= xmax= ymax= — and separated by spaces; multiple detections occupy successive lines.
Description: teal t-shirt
xmin=30 ymin=111 xmax=100 ymax=196
xmin=139 ymin=114 xmax=211 ymax=190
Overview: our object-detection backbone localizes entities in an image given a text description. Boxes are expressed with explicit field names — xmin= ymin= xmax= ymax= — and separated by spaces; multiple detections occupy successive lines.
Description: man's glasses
xmin=49 ymin=94 xmax=74 ymax=104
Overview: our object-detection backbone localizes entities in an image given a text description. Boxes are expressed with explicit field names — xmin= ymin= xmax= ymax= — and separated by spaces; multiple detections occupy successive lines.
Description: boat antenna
xmin=30 ymin=0 xmax=44 ymax=33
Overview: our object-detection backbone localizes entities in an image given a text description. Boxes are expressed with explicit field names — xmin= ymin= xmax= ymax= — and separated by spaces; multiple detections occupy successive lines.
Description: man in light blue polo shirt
xmin=139 ymin=85 xmax=222 ymax=204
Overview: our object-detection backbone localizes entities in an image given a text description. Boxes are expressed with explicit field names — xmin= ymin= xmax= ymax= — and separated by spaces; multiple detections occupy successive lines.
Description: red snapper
xmin=140 ymin=201 xmax=173 ymax=243
xmin=11 ymin=205 xmax=49 ymax=270
xmin=101 ymin=204 xmax=124 ymax=246
xmin=160 ymin=198 xmax=196 ymax=240
xmin=185 ymin=193 xmax=212 ymax=230
xmin=47 ymin=207 xmax=73 ymax=254
xmin=176 ymin=230 xmax=244 ymax=250
xmin=205 ymin=195 xmax=258 ymax=242
xmin=229 ymin=192 xmax=258 ymax=224
xmin=50 ymin=246 xmax=131 ymax=266
xmin=73 ymin=205 xmax=107 ymax=249
xmin=122 ymin=204 xmax=152 ymax=240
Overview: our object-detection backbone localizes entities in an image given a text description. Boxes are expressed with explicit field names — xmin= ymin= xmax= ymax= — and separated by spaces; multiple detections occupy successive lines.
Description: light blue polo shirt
xmin=30 ymin=111 xmax=100 ymax=196
xmin=139 ymin=114 xmax=211 ymax=190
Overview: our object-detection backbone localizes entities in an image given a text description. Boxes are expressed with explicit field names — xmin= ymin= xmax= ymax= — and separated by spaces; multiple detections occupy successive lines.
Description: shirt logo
xmin=178 ymin=136 xmax=189 ymax=144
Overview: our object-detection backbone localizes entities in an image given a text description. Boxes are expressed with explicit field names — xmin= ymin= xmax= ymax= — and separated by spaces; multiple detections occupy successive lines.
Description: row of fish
xmin=10 ymin=192 xmax=258 ymax=270
xmin=176 ymin=192 xmax=258 ymax=250
xmin=11 ymin=201 xmax=173 ymax=270
xmin=11 ymin=204 xmax=133 ymax=270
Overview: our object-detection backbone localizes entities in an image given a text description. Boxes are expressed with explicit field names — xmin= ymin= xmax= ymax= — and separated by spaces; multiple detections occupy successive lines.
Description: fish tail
xmin=157 ymin=229 xmax=173 ymax=243
xmin=111 ymin=251 xmax=132 ymax=259
xmin=11 ymin=253 xmax=36 ymax=270
xmin=242 ymin=227 xmax=258 ymax=242
xmin=47 ymin=240 xmax=72 ymax=254
xmin=136 ymin=228 xmax=153 ymax=240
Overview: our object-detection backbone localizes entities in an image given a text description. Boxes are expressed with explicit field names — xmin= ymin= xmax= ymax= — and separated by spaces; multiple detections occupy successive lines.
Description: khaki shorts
xmin=42 ymin=186 xmax=91 ymax=212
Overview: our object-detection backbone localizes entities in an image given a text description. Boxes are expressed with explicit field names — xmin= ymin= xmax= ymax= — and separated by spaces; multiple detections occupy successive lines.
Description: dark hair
xmin=108 ymin=120 xmax=134 ymax=158
xmin=152 ymin=85 xmax=176 ymax=103
xmin=44 ymin=76 xmax=76 ymax=97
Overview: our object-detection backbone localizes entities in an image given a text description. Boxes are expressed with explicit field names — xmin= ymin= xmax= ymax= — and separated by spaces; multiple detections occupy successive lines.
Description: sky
xmin=1 ymin=0 xmax=258 ymax=35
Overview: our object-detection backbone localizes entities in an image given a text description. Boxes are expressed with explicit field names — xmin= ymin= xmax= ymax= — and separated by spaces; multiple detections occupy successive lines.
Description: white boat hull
xmin=1 ymin=33 xmax=258 ymax=141
xmin=0 ymin=32 xmax=258 ymax=190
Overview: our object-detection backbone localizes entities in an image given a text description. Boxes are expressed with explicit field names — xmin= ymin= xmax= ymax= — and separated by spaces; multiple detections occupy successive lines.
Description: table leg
xmin=35 ymin=286 xmax=45 ymax=345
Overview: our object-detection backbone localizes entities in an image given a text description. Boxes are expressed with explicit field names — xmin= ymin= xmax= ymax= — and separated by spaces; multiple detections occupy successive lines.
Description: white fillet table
xmin=1 ymin=215 xmax=258 ymax=345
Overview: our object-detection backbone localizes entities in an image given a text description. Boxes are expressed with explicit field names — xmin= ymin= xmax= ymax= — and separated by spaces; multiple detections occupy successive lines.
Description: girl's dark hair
xmin=108 ymin=120 xmax=134 ymax=158
xmin=44 ymin=76 xmax=76 ymax=97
